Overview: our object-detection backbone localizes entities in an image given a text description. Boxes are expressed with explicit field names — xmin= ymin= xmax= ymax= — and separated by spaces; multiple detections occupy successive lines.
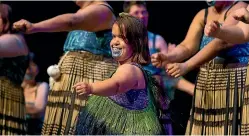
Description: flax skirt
xmin=0 ymin=77 xmax=26 ymax=135
xmin=41 ymin=51 xmax=117 ymax=135
xmin=186 ymin=60 xmax=249 ymax=135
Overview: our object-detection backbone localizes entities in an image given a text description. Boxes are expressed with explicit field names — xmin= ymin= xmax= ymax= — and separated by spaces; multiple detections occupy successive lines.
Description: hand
xmin=204 ymin=20 xmax=220 ymax=37
xmin=232 ymin=7 xmax=249 ymax=24
xmin=167 ymin=43 xmax=176 ymax=53
xmin=151 ymin=52 xmax=168 ymax=68
xmin=73 ymin=82 xmax=93 ymax=96
xmin=13 ymin=19 xmax=33 ymax=34
xmin=166 ymin=62 xmax=189 ymax=78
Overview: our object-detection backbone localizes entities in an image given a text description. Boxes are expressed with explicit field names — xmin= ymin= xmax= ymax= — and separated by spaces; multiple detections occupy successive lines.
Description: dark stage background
xmin=2 ymin=1 xmax=224 ymax=134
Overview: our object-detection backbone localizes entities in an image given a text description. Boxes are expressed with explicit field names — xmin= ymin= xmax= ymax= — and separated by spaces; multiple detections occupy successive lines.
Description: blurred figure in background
xmin=0 ymin=3 xmax=29 ymax=135
xmin=21 ymin=52 xmax=49 ymax=135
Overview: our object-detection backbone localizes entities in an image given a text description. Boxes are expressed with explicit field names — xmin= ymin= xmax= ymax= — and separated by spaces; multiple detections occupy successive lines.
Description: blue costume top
xmin=63 ymin=30 xmax=112 ymax=57
xmin=200 ymin=34 xmax=249 ymax=64
xmin=63 ymin=4 xmax=114 ymax=58
xmin=199 ymin=5 xmax=249 ymax=64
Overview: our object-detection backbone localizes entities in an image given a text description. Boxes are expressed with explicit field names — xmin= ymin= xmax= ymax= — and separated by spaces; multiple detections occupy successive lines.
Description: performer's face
xmin=206 ymin=0 xmax=216 ymax=6
xmin=129 ymin=4 xmax=148 ymax=28
xmin=206 ymin=0 xmax=233 ymax=8
xmin=215 ymin=1 xmax=230 ymax=7
xmin=24 ymin=61 xmax=39 ymax=81
xmin=110 ymin=23 xmax=133 ymax=63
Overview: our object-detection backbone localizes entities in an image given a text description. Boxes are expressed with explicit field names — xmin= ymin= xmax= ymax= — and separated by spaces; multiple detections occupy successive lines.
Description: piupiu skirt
xmin=0 ymin=77 xmax=26 ymax=135
xmin=41 ymin=51 xmax=117 ymax=135
xmin=186 ymin=58 xmax=249 ymax=135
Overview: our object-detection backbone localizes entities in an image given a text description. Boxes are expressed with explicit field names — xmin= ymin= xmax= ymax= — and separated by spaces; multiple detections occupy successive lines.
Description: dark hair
xmin=28 ymin=52 xmax=40 ymax=73
xmin=29 ymin=52 xmax=35 ymax=61
xmin=115 ymin=12 xmax=150 ymax=65
xmin=0 ymin=4 xmax=13 ymax=34
xmin=123 ymin=1 xmax=147 ymax=13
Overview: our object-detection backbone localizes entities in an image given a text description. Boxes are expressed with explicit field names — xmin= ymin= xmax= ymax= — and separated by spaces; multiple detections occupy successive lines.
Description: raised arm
xmin=73 ymin=64 xmax=145 ymax=97
xmin=165 ymin=9 xmax=205 ymax=62
xmin=0 ymin=34 xmax=28 ymax=57
xmin=25 ymin=82 xmax=49 ymax=114
xmin=206 ymin=6 xmax=249 ymax=44
xmin=166 ymin=2 xmax=248 ymax=77
xmin=13 ymin=4 xmax=115 ymax=33
xmin=186 ymin=2 xmax=248 ymax=70
xmin=151 ymin=9 xmax=205 ymax=68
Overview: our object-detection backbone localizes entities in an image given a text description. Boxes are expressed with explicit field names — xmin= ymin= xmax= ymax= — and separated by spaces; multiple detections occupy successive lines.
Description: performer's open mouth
xmin=111 ymin=47 xmax=123 ymax=58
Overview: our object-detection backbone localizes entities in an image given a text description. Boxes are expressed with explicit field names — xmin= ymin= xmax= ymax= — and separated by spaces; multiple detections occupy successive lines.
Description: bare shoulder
xmin=115 ymin=64 xmax=144 ymax=78
xmin=1 ymin=33 xmax=28 ymax=51
xmin=77 ymin=3 xmax=114 ymax=17
xmin=197 ymin=8 xmax=206 ymax=16
xmin=193 ymin=8 xmax=206 ymax=26
xmin=14 ymin=34 xmax=26 ymax=42
xmin=155 ymin=34 xmax=167 ymax=51
xmin=38 ymin=82 xmax=49 ymax=92
xmin=75 ymin=3 xmax=115 ymax=31
xmin=116 ymin=64 xmax=145 ymax=89
xmin=234 ymin=1 xmax=248 ymax=8
xmin=116 ymin=64 xmax=139 ymax=74
xmin=195 ymin=9 xmax=206 ymax=19
xmin=228 ymin=1 xmax=248 ymax=13
xmin=148 ymin=32 xmax=166 ymax=45
xmin=155 ymin=34 xmax=166 ymax=44
xmin=3 ymin=34 xmax=27 ymax=46
xmin=1 ymin=33 xmax=23 ymax=39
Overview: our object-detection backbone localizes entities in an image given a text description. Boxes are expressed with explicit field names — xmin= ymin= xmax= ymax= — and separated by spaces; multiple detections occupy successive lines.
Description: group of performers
xmin=1 ymin=0 xmax=249 ymax=135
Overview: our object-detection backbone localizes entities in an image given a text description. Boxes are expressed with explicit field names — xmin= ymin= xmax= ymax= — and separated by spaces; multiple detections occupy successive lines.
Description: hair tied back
xmin=119 ymin=12 xmax=130 ymax=18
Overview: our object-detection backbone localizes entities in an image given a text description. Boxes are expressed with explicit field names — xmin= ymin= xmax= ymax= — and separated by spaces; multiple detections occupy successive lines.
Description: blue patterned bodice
xmin=108 ymin=63 xmax=150 ymax=110
xmin=200 ymin=34 xmax=249 ymax=63
xmin=63 ymin=30 xmax=112 ymax=57
xmin=0 ymin=55 xmax=29 ymax=85
xmin=109 ymin=88 xmax=148 ymax=110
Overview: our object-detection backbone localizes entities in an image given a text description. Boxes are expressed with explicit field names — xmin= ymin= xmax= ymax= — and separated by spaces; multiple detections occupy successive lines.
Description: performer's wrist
xmin=88 ymin=83 xmax=94 ymax=95
xmin=185 ymin=61 xmax=194 ymax=72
